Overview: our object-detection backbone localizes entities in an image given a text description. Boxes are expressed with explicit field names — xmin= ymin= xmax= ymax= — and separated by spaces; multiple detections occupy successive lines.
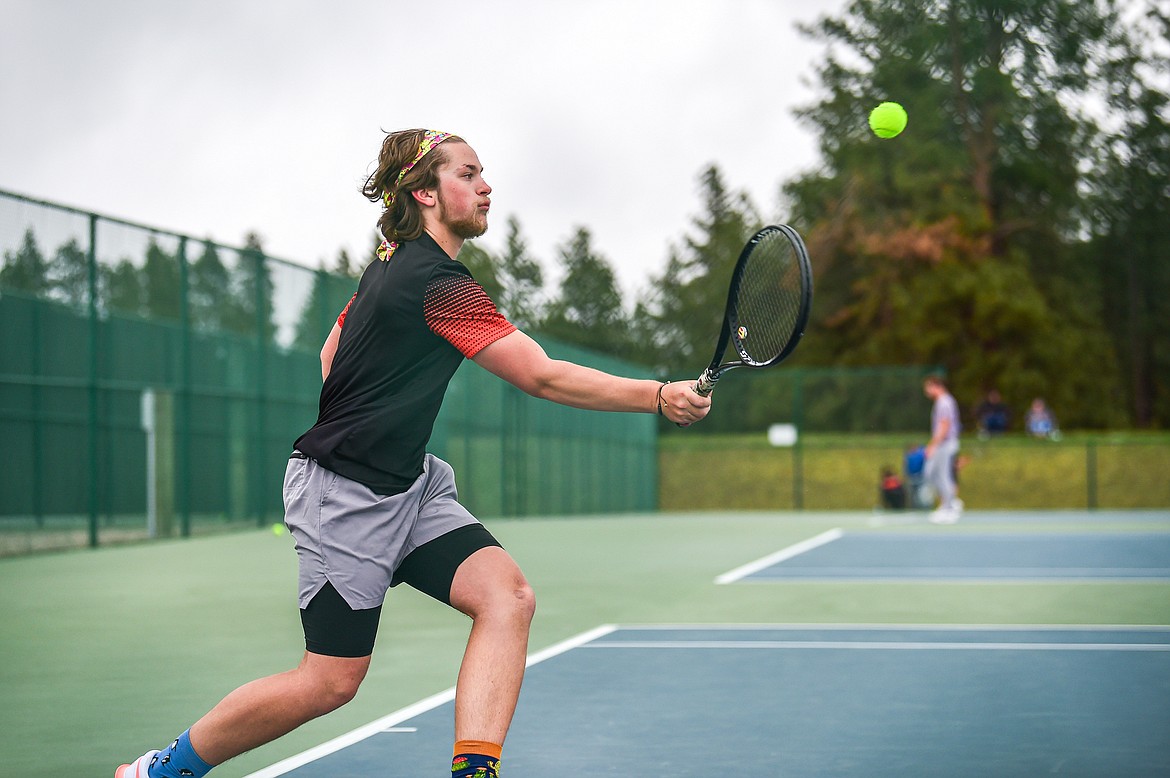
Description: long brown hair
xmin=361 ymin=129 xmax=465 ymax=243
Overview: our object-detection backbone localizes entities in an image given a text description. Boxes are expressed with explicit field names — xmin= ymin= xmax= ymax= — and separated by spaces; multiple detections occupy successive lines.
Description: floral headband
xmin=376 ymin=130 xmax=455 ymax=262
xmin=381 ymin=129 xmax=454 ymax=209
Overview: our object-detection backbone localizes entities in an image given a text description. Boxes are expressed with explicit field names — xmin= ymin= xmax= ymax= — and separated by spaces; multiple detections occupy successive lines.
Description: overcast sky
xmin=2 ymin=0 xmax=846 ymax=299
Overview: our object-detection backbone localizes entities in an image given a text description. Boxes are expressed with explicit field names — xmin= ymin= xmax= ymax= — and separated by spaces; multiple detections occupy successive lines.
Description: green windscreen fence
xmin=0 ymin=189 xmax=657 ymax=556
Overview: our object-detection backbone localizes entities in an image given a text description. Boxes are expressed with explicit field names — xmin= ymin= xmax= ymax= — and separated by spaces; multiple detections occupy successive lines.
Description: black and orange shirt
xmin=294 ymin=233 xmax=515 ymax=495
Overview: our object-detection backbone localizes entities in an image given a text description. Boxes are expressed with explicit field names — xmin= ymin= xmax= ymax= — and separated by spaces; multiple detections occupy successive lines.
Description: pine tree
xmin=457 ymin=241 xmax=504 ymax=305
xmin=638 ymin=165 xmax=759 ymax=376
xmin=1084 ymin=0 xmax=1170 ymax=427
xmin=100 ymin=259 xmax=143 ymax=317
xmin=541 ymin=227 xmax=629 ymax=355
xmin=293 ymin=261 xmax=336 ymax=351
xmin=334 ymin=247 xmax=361 ymax=279
xmin=494 ymin=216 xmax=544 ymax=330
xmin=223 ymin=232 xmax=275 ymax=341
xmin=47 ymin=236 xmax=89 ymax=308
xmin=189 ymin=240 xmax=232 ymax=332
xmin=0 ymin=228 xmax=50 ymax=295
xmin=143 ymin=239 xmax=180 ymax=321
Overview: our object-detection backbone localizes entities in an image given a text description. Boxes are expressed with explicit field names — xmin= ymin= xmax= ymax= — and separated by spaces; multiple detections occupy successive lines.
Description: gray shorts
xmin=283 ymin=453 xmax=479 ymax=610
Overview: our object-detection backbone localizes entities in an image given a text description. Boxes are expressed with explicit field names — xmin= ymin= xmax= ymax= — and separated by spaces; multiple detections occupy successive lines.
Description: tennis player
xmin=922 ymin=375 xmax=962 ymax=524
xmin=116 ymin=129 xmax=711 ymax=778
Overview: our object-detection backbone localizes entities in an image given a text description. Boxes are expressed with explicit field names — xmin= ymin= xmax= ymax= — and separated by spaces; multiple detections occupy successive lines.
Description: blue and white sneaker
xmin=115 ymin=750 xmax=160 ymax=778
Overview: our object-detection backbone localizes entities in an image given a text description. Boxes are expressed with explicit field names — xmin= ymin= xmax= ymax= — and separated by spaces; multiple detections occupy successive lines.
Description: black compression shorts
xmin=300 ymin=523 xmax=502 ymax=657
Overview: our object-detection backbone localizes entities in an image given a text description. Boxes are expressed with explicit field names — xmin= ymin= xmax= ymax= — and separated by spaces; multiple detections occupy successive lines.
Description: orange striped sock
xmin=452 ymin=740 xmax=502 ymax=777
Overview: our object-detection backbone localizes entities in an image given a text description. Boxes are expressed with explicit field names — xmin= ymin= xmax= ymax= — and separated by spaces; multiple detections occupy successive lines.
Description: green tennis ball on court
xmin=272 ymin=523 xmax=285 ymax=536
xmin=869 ymin=102 xmax=908 ymax=139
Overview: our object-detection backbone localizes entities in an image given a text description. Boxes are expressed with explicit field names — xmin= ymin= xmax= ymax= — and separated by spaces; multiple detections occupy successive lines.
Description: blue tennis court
xmin=718 ymin=530 xmax=1170 ymax=582
xmin=247 ymin=624 xmax=1170 ymax=778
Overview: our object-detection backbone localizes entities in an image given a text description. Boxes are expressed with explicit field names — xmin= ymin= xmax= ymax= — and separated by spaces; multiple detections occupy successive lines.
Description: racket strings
xmin=731 ymin=233 xmax=805 ymax=365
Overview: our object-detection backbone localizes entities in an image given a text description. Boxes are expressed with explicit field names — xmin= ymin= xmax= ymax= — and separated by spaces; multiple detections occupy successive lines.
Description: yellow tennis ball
xmin=869 ymin=102 xmax=908 ymax=138
xmin=272 ymin=523 xmax=285 ymax=536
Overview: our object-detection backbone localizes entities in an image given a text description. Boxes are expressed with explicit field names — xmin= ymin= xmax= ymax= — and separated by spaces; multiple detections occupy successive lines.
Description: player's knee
xmin=299 ymin=657 xmax=368 ymax=715
xmin=512 ymin=581 xmax=537 ymax=625
xmin=313 ymin=672 xmax=363 ymax=713
xmin=479 ymin=579 xmax=535 ymax=626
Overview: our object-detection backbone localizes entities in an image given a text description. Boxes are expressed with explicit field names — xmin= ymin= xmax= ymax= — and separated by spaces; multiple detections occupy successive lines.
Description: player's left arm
xmin=320 ymin=321 xmax=342 ymax=381
xmin=321 ymin=293 xmax=356 ymax=381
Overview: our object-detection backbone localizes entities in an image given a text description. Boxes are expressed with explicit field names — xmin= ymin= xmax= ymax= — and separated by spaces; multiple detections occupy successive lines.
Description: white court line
xmin=714 ymin=528 xmax=843 ymax=584
xmin=580 ymin=640 xmax=1170 ymax=652
xmin=524 ymin=624 xmax=617 ymax=666
xmin=242 ymin=624 xmax=616 ymax=778
xmin=614 ymin=622 xmax=1170 ymax=632
xmin=740 ymin=567 xmax=1170 ymax=577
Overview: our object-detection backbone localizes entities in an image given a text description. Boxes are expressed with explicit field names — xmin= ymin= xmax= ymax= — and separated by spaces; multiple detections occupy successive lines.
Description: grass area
xmin=660 ymin=430 xmax=1170 ymax=449
xmin=659 ymin=432 xmax=1170 ymax=511
xmin=1 ymin=511 xmax=1168 ymax=778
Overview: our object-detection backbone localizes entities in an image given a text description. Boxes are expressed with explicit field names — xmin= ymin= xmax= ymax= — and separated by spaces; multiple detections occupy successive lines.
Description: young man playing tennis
xmin=117 ymin=129 xmax=711 ymax=778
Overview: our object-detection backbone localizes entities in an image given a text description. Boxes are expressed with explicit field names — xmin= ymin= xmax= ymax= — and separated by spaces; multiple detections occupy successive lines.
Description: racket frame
xmin=695 ymin=224 xmax=813 ymax=397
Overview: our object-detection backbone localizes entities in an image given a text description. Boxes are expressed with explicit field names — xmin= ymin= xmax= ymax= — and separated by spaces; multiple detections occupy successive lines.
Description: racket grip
xmin=694 ymin=369 xmax=718 ymax=397
xmin=675 ymin=369 xmax=718 ymax=427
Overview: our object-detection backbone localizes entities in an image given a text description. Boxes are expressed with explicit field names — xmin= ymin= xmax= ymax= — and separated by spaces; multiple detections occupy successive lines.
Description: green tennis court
xmin=2 ymin=510 xmax=1168 ymax=777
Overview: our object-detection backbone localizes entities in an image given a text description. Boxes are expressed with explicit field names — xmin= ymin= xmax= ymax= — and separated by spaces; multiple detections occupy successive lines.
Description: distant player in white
xmin=923 ymin=375 xmax=962 ymax=524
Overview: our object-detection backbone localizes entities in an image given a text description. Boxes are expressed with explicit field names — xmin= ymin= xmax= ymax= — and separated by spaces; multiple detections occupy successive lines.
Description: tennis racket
xmin=691 ymin=224 xmax=813 ymax=397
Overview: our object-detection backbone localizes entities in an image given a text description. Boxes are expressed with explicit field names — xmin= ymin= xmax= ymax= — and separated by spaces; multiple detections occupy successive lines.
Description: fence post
xmin=31 ymin=294 xmax=43 ymax=526
xmin=254 ymin=249 xmax=268 ymax=526
xmin=177 ymin=236 xmax=192 ymax=537
xmin=86 ymin=212 xmax=99 ymax=548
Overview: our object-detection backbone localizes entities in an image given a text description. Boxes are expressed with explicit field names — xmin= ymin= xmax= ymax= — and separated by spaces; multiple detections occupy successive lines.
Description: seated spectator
xmin=975 ymin=389 xmax=1010 ymax=439
xmin=879 ymin=466 xmax=906 ymax=510
xmin=1025 ymin=397 xmax=1060 ymax=439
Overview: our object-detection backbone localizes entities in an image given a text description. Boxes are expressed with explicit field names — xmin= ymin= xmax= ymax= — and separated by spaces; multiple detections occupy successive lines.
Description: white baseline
xmin=242 ymin=624 xmax=617 ymax=778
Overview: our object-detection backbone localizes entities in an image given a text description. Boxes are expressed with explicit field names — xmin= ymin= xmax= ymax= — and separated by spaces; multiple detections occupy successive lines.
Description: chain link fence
xmin=0 ymin=189 xmax=657 ymax=556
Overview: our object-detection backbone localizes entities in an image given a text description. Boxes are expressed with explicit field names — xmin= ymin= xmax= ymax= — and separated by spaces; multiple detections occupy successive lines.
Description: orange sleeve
xmin=336 ymin=293 xmax=357 ymax=328
xmin=423 ymin=275 xmax=516 ymax=358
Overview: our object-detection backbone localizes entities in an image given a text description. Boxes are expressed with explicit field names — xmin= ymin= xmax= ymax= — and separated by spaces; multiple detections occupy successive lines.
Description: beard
xmin=438 ymin=198 xmax=489 ymax=240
